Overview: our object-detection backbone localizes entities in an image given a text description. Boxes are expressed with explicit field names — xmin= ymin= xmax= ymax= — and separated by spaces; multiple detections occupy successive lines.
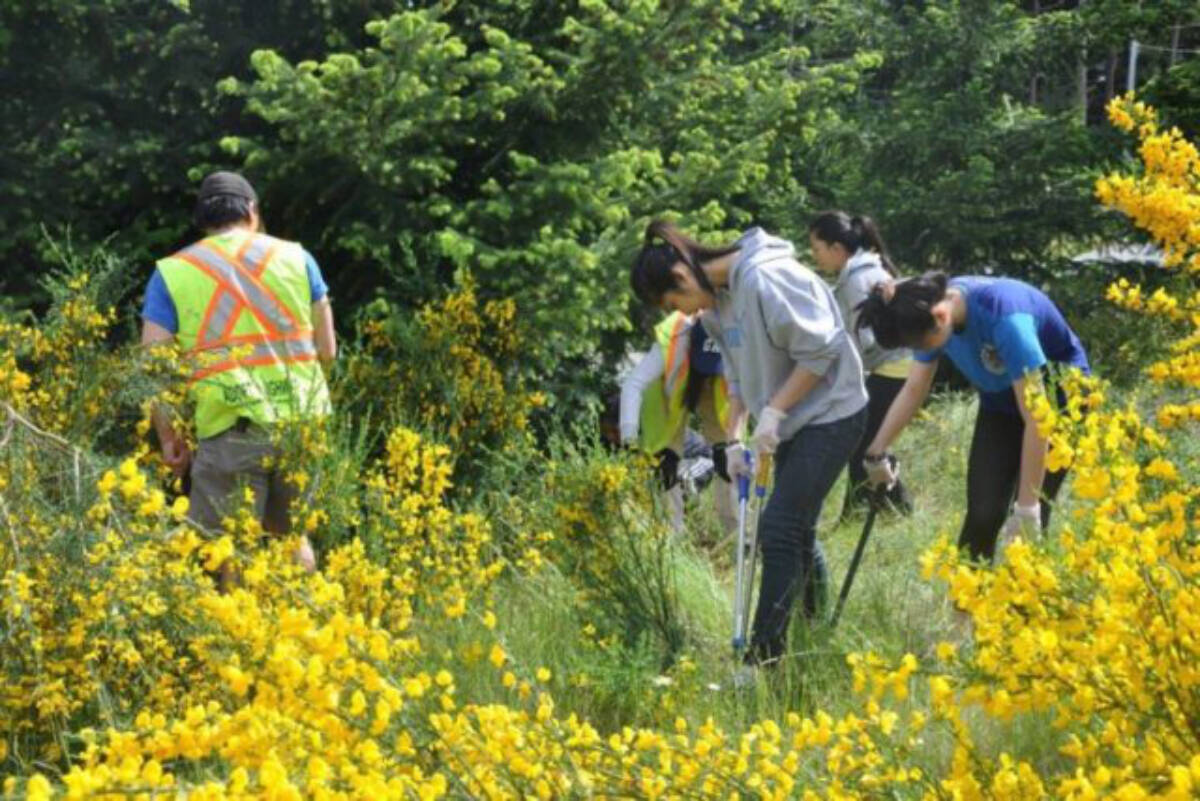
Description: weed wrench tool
xmin=831 ymin=483 xmax=887 ymax=628
xmin=732 ymin=451 xmax=772 ymax=657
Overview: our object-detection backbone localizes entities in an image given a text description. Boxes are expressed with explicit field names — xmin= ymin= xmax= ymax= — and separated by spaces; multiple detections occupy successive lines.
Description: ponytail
xmin=809 ymin=210 xmax=898 ymax=277
xmin=630 ymin=220 xmax=738 ymax=307
xmin=855 ymin=271 xmax=949 ymax=350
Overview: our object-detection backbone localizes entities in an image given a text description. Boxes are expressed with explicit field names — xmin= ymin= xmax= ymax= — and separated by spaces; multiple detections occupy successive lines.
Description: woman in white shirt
xmin=619 ymin=312 xmax=736 ymax=534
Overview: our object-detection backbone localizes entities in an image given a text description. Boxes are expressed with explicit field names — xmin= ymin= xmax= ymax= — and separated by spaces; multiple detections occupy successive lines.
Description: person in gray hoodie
xmin=631 ymin=220 xmax=868 ymax=665
xmin=809 ymin=211 xmax=915 ymax=518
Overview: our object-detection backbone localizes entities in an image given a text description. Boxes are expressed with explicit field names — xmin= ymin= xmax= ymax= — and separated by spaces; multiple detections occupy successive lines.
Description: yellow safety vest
xmin=638 ymin=313 xmax=730 ymax=453
xmin=156 ymin=229 xmax=332 ymax=439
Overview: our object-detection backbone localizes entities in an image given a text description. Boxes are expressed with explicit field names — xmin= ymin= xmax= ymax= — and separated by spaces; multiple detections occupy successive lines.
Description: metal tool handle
xmin=732 ymin=489 xmax=750 ymax=650
xmin=732 ymin=449 xmax=753 ymax=651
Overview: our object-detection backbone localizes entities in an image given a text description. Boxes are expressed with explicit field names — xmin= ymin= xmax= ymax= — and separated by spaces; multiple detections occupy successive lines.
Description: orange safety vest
xmin=157 ymin=229 xmax=331 ymax=439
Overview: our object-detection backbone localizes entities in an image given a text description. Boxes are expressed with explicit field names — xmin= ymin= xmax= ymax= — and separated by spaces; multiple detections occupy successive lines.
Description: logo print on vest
xmin=980 ymin=344 xmax=1007 ymax=376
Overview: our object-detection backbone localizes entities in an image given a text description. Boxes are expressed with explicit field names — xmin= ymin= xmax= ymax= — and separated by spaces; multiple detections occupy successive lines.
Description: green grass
xmin=456 ymin=390 xmax=1096 ymax=779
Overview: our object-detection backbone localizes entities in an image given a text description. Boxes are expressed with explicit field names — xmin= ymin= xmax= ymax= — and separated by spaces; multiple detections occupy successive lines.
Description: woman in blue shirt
xmin=855 ymin=272 xmax=1089 ymax=562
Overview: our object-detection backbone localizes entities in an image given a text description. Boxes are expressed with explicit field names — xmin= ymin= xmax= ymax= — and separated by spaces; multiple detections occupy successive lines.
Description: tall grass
xmin=470 ymin=390 xmax=1082 ymax=777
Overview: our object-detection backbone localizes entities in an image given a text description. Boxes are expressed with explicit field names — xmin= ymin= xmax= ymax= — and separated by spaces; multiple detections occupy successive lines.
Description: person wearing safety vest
xmin=619 ymin=311 xmax=736 ymax=534
xmin=140 ymin=171 xmax=336 ymax=573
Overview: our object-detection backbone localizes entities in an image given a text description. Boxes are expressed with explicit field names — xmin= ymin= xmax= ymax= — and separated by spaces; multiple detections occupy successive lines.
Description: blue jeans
xmin=751 ymin=407 xmax=866 ymax=662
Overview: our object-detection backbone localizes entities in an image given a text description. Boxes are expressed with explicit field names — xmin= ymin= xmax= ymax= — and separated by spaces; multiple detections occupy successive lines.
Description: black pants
xmin=751 ymin=408 xmax=866 ymax=662
xmin=844 ymin=373 xmax=911 ymax=515
xmin=959 ymin=407 xmax=1069 ymax=562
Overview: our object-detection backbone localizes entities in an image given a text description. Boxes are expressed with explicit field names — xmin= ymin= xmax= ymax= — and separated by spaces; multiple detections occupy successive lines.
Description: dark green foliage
xmin=3 ymin=0 xmax=1198 ymax=400
xmin=800 ymin=1 xmax=1113 ymax=271
xmin=220 ymin=3 xmax=868 ymax=394
xmin=1143 ymin=60 xmax=1200 ymax=140
xmin=0 ymin=0 xmax=397 ymax=304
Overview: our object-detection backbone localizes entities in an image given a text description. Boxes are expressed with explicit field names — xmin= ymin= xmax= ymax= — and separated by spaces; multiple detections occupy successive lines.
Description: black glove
xmin=655 ymin=448 xmax=681 ymax=491
xmin=711 ymin=442 xmax=730 ymax=483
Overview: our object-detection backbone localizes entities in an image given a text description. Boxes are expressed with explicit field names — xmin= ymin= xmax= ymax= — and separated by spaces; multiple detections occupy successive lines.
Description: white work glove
xmin=863 ymin=452 xmax=898 ymax=490
xmin=294 ymin=535 xmax=317 ymax=573
xmin=751 ymin=406 xmax=787 ymax=456
xmin=725 ymin=442 xmax=753 ymax=480
xmin=995 ymin=501 xmax=1041 ymax=564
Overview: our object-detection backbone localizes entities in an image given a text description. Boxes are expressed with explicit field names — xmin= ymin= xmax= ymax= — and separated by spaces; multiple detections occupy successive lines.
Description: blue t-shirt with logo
xmin=141 ymin=249 xmax=328 ymax=334
xmin=688 ymin=322 xmax=723 ymax=377
xmin=914 ymin=277 xmax=1089 ymax=415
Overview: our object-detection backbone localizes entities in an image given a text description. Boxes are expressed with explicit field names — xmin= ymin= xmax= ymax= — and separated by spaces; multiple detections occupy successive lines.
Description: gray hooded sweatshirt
xmin=833 ymin=249 xmax=912 ymax=373
xmin=701 ymin=228 xmax=867 ymax=441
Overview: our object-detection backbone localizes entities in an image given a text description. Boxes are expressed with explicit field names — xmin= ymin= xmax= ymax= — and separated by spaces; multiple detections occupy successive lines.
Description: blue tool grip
xmin=737 ymin=449 xmax=752 ymax=501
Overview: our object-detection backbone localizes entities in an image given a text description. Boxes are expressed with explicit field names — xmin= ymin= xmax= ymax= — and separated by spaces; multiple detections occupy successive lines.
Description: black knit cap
xmin=197 ymin=171 xmax=258 ymax=204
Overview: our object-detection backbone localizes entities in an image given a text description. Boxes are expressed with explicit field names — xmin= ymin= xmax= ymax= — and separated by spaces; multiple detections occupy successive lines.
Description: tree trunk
xmin=1170 ymin=23 xmax=1181 ymax=67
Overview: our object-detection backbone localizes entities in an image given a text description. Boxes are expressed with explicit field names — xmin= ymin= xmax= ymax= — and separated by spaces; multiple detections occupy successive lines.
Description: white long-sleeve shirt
xmin=618 ymin=343 xmax=665 ymax=444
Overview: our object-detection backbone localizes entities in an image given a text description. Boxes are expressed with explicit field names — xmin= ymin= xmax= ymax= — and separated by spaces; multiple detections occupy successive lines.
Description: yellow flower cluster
xmin=0 ymin=414 xmax=941 ymax=800
xmin=1094 ymin=94 xmax=1200 ymax=412
xmin=920 ymin=369 xmax=1200 ymax=797
xmin=1097 ymin=96 xmax=1200 ymax=274
xmin=339 ymin=279 xmax=540 ymax=471
xmin=4 ymin=99 xmax=1200 ymax=799
xmin=891 ymin=98 xmax=1200 ymax=799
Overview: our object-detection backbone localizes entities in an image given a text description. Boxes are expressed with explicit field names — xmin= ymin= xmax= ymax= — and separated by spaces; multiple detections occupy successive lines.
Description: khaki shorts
xmin=188 ymin=422 xmax=297 ymax=534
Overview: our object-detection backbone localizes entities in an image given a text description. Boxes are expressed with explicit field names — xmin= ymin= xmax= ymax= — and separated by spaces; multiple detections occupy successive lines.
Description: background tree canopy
xmin=2 ymin=0 xmax=1198 ymax=402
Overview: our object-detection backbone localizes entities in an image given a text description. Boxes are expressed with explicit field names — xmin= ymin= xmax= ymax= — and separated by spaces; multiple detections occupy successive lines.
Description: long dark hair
xmin=808 ymin=211 xmax=898 ymax=277
xmin=630 ymin=220 xmax=740 ymax=307
xmin=855 ymin=271 xmax=949 ymax=350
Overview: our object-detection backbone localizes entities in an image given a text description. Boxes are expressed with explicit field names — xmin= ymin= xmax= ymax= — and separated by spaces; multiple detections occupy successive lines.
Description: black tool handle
xmin=831 ymin=488 xmax=885 ymax=627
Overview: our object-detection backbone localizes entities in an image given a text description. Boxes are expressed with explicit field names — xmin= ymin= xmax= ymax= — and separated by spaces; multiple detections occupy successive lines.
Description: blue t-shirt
xmin=688 ymin=322 xmax=723 ymax=377
xmin=914 ymin=277 xmax=1089 ymax=414
xmin=142 ymin=249 xmax=328 ymax=334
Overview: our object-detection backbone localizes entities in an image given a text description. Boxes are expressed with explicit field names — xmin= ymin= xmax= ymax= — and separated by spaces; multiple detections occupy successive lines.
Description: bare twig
xmin=1 ymin=402 xmax=89 ymax=504
xmin=1 ymin=402 xmax=74 ymax=452
xmin=0 ymin=416 xmax=13 ymax=450
xmin=0 ymin=492 xmax=20 ymax=562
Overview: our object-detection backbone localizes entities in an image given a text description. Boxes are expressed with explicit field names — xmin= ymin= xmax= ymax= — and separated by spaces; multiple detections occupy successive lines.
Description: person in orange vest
xmin=140 ymin=172 xmax=337 ymax=572
xmin=618 ymin=311 xmax=736 ymax=534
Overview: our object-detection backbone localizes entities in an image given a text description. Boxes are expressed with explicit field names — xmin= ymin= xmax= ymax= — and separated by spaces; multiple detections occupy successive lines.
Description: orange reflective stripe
xmin=216 ymin=232 xmax=271 ymax=280
xmin=251 ymin=242 xmax=280 ymax=278
xmin=190 ymin=352 xmax=319 ymax=383
xmin=235 ymin=233 xmax=255 ymax=266
xmin=662 ymin=315 xmax=689 ymax=395
xmin=190 ymin=241 xmax=300 ymax=333
xmin=218 ymin=297 xmax=242 ymax=342
xmin=195 ymin=239 xmax=278 ymax=345
xmin=192 ymin=329 xmax=315 ymax=353
xmin=174 ymin=250 xmax=260 ymax=323
xmin=188 ymin=337 xmax=318 ymax=381
xmin=196 ymin=289 xmax=229 ymax=348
